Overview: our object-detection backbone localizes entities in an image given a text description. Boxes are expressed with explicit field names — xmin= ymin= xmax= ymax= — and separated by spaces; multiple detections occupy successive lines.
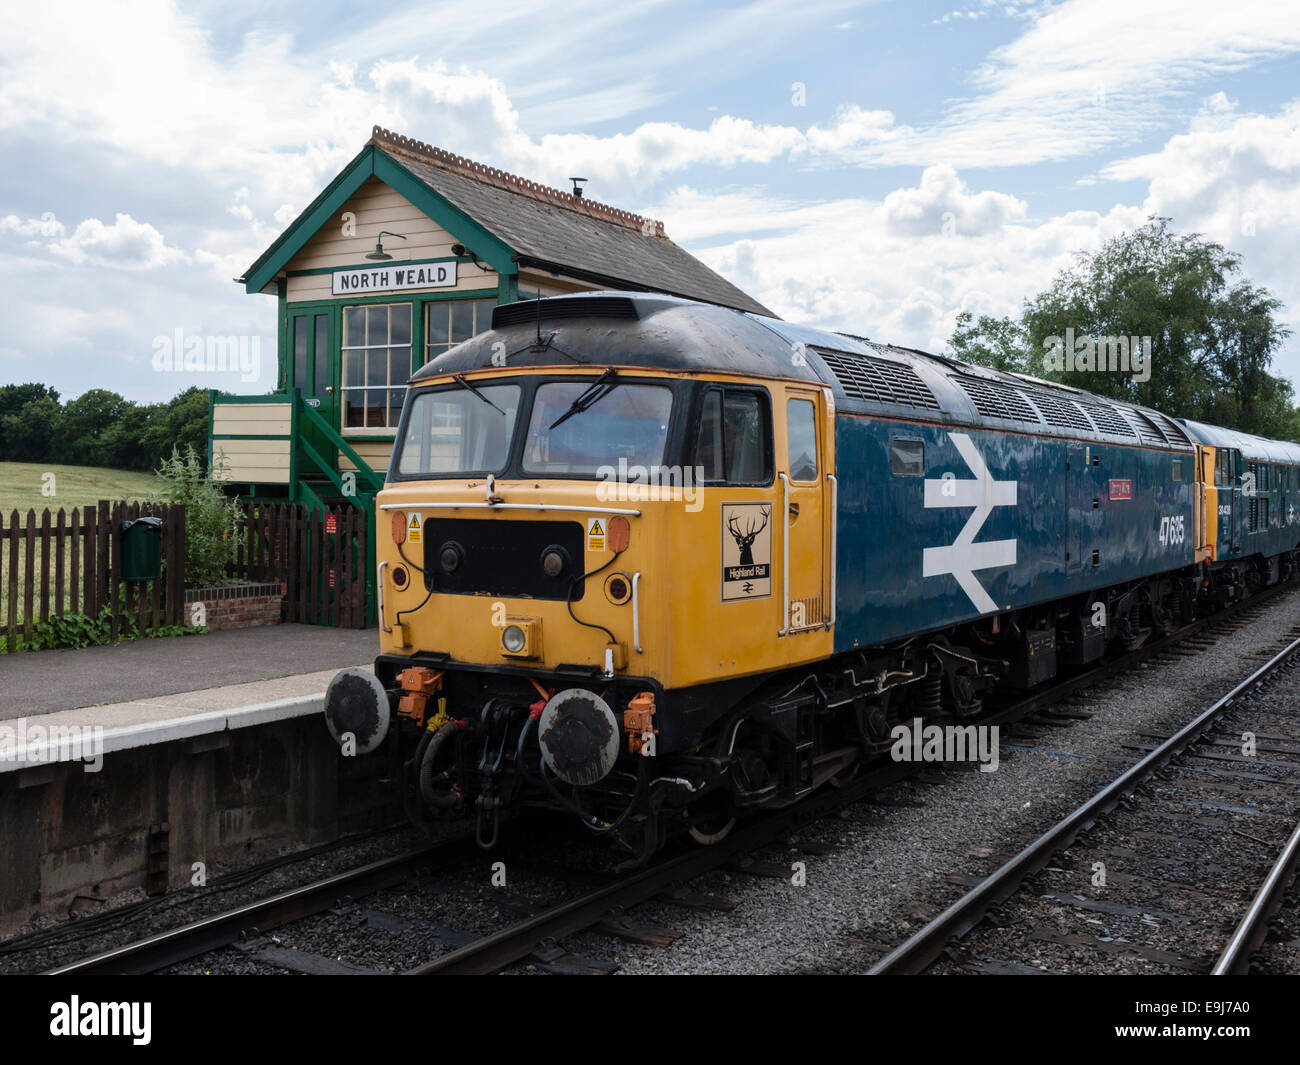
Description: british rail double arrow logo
xmin=922 ymin=432 xmax=1017 ymax=614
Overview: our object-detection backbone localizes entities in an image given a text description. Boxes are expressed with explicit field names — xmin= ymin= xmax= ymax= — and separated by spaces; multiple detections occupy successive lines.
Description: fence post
xmin=22 ymin=510 xmax=35 ymax=643
xmin=169 ymin=505 xmax=186 ymax=626
xmin=5 ymin=511 xmax=17 ymax=650
xmin=96 ymin=500 xmax=110 ymax=620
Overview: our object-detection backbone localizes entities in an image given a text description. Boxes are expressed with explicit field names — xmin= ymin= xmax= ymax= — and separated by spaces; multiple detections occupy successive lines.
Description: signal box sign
xmin=1109 ymin=479 xmax=1133 ymax=501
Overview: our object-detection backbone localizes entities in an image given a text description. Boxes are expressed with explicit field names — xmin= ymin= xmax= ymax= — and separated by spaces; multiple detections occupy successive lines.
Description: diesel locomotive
xmin=323 ymin=291 xmax=1300 ymax=860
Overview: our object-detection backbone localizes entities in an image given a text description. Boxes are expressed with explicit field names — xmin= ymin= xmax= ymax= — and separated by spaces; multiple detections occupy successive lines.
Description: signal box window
xmin=891 ymin=438 xmax=924 ymax=477
xmin=426 ymin=299 xmax=495 ymax=362
xmin=696 ymin=388 xmax=771 ymax=485
xmin=787 ymin=399 xmax=819 ymax=481
xmin=342 ymin=303 xmax=411 ymax=429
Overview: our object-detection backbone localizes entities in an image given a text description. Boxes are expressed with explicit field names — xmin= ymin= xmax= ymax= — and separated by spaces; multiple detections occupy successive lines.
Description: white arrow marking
xmin=921 ymin=432 xmax=1017 ymax=614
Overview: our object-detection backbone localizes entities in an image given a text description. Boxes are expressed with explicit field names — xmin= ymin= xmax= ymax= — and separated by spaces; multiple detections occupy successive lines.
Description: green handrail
xmin=296 ymin=394 xmax=385 ymax=494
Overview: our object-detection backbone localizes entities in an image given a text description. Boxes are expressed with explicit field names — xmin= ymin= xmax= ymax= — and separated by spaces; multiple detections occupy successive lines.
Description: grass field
xmin=0 ymin=462 xmax=164 ymax=516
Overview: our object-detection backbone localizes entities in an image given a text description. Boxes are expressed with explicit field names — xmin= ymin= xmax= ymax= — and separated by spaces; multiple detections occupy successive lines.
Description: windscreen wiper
xmin=548 ymin=368 xmax=619 ymax=430
xmin=453 ymin=373 xmax=506 ymax=415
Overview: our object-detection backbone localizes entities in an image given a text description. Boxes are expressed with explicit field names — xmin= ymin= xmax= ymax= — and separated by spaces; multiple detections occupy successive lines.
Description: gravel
xmin=600 ymin=585 xmax=1300 ymax=974
xmin=9 ymin=589 xmax=1300 ymax=976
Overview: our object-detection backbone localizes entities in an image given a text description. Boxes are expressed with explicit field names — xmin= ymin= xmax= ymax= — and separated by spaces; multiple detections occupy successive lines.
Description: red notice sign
xmin=325 ymin=514 xmax=338 ymax=534
xmin=1109 ymin=479 xmax=1133 ymax=500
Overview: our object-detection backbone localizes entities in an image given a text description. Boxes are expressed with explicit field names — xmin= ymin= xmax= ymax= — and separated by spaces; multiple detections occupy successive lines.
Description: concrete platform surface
xmin=0 ymin=665 xmax=371 ymax=772
xmin=0 ymin=624 xmax=377 ymax=720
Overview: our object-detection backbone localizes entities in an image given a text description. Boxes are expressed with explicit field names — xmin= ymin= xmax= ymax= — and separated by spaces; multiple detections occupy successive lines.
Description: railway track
xmin=38 ymin=582 xmax=1299 ymax=976
xmin=868 ymin=631 xmax=1300 ymax=975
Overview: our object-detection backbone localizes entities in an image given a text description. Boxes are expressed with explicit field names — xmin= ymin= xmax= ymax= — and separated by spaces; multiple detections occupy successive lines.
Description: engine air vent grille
xmin=1076 ymin=401 xmax=1136 ymax=438
xmin=1147 ymin=410 xmax=1191 ymax=445
xmin=1024 ymin=392 xmax=1094 ymax=431
xmin=491 ymin=296 xmax=639 ymax=329
xmin=814 ymin=348 xmax=941 ymax=411
xmin=1123 ymin=408 xmax=1169 ymax=447
xmin=955 ymin=376 xmax=1041 ymax=424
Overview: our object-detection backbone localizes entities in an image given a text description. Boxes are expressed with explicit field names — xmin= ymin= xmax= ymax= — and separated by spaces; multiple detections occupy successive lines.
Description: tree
xmin=949 ymin=217 xmax=1296 ymax=437
xmin=948 ymin=311 xmax=1030 ymax=373
xmin=59 ymin=389 xmax=131 ymax=465
xmin=0 ymin=383 xmax=60 ymax=458
xmin=0 ymin=396 xmax=63 ymax=463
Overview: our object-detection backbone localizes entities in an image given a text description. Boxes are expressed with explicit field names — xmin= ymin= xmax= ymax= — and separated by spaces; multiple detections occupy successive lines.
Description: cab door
xmin=780 ymin=386 xmax=834 ymax=635
xmin=1216 ymin=448 xmax=1242 ymax=558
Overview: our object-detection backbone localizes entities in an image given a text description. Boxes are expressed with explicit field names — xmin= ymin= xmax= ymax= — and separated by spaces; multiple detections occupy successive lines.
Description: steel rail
xmin=868 ymin=630 xmax=1300 ymax=975
xmin=1212 ymin=816 xmax=1300 ymax=975
xmin=45 ymin=838 xmax=477 ymax=976
xmin=44 ymin=584 xmax=1296 ymax=976
xmin=404 ymin=764 xmax=906 ymax=975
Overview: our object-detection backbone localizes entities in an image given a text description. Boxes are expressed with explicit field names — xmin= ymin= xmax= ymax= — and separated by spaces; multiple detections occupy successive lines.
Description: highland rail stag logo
xmin=721 ymin=502 xmax=772 ymax=601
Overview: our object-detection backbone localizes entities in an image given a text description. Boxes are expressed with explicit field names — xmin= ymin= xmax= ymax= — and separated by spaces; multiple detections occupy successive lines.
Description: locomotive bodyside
xmin=321 ymin=291 xmax=1300 ymax=857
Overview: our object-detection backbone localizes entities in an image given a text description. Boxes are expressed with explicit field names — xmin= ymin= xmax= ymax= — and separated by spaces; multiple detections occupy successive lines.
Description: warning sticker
xmin=407 ymin=513 xmax=422 ymax=545
xmin=587 ymin=517 xmax=606 ymax=552
xmin=721 ymin=502 xmax=772 ymax=601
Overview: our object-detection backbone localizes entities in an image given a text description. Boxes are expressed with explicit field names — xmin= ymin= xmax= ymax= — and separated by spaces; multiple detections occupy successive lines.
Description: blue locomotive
xmin=325 ymin=292 xmax=1300 ymax=855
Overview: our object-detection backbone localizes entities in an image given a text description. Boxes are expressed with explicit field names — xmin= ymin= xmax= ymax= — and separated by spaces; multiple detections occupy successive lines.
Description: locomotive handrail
xmin=826 ymin=473 xmax=837 ymax=629
xmin=632 ymin=571 xmax=643 ymax=653
xmin=778 ymin=472 xmax=790 ymax=636
xmin=376 ymin=560 xmax=392 ymax=633
xmin=378 ymin=502 xmax=641 ymax=516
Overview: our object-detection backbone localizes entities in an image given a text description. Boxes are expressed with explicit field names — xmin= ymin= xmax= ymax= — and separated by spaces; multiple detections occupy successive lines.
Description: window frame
xmin=395 ymin=380 xmax=524 ymax=478
xmin=692 ymin=384 xmax=775 ymax=488
xmin=340 ymin=302 xmax=413 ymax=433
xmin=785 ymin=396 xmax=820 ymax=483
xmin=424 ymin=298 xmax=496 ymax=365
xmin=890 ymin=437 xmax=925 ymax=477
xmin=520 ymin=379 xmax=677 ymax=478
xmin=386 ymin=372 xmax=696 ymax=484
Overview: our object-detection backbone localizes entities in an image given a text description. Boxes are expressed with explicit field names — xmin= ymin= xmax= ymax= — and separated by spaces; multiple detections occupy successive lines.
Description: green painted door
xmin=291 ymin=309 xmax=338 ymax=484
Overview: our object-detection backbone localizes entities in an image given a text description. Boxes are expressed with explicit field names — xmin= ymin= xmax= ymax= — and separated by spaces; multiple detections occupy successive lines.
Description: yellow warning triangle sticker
xmin=408 ymin=514 xmax=420 ymax=529
xmin=589 ymin=519 xmax=603 ymax=535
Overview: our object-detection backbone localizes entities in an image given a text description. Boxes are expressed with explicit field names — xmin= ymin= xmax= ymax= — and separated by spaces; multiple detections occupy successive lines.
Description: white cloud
xmin=47 ymin=214 xmax=188 ymax=270
xmin=657 ymin=168 xmax=1140 ymax=357
xmin=0 ymin=212 xmax=66 ymax=239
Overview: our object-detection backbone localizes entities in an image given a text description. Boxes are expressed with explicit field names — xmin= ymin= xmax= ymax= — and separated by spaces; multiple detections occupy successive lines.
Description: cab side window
xmin=786 ymin=398 xmax=819 ymax=481
xmin=1215 ymin=450 xmax=1231 ymax=486
xmin=696 ymin=387 xmax=772 ymax=485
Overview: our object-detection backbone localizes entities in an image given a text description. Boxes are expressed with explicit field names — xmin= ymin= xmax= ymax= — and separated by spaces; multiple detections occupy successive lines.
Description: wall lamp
xmin=366 ymin=230 xmax=408 ymax=261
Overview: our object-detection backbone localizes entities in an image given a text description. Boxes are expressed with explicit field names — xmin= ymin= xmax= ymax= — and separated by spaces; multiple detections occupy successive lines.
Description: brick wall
xmin=184 ymin=582 xmax=284 ymax=631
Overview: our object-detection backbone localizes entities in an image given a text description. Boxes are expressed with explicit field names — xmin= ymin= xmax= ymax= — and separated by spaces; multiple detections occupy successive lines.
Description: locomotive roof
xmin=1179 ymin=419 xmax=1300 ymax=464
xmin=414 ymin=291 xmax=1209 ymax=452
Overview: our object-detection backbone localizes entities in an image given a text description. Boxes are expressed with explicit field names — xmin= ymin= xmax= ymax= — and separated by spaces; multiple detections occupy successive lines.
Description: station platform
xmin=0 ymin=624 xmax=376 ymax=771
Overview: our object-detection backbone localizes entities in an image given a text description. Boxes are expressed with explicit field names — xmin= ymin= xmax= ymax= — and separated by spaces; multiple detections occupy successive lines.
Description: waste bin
xmin=120 ymin=516 xmax=164 ymax=581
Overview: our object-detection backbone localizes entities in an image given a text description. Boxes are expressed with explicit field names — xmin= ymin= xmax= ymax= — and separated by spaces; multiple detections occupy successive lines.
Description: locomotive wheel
xmin=686 ymin=796 xmax=737 ymax=845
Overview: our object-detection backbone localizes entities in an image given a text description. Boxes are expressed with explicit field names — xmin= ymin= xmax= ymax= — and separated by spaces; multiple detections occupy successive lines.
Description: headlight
xmin=502 ymin=624 xmax=527 ymax=654
xmin=439 ymin=541 xmax=464 ymax=573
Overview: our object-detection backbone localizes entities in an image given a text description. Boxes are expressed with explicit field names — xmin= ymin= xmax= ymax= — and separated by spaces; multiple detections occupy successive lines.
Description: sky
xmin=2 ymin=0 xmax=1300 ymax=404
